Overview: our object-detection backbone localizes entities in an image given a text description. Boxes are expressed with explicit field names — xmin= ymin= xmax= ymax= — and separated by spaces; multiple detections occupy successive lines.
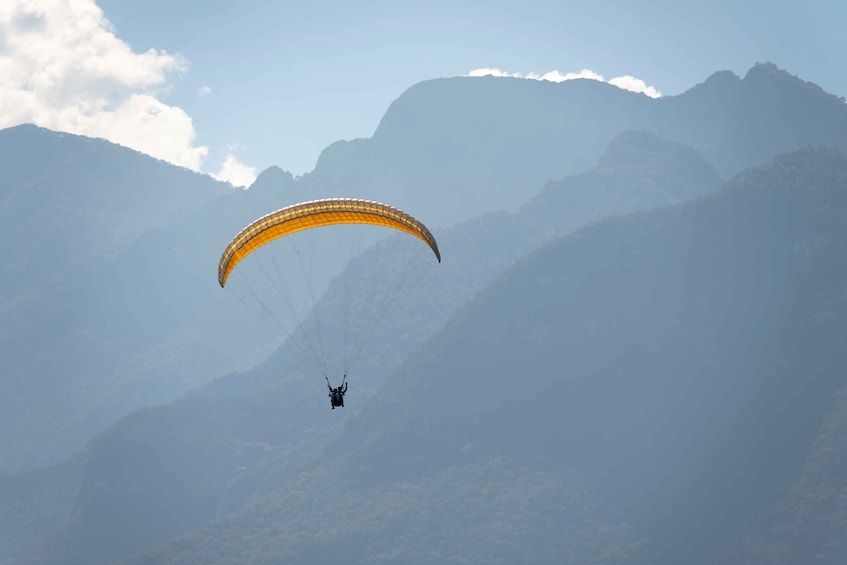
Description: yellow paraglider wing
xmin=218 ymin=198 xmax=441 ymax=287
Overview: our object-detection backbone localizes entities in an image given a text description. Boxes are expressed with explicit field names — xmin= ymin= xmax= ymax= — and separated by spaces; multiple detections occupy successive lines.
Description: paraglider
xmin=328 ymin=377 xmax=348 ymax=409
xmin=218 ymin=198 xmax=440 ymax=409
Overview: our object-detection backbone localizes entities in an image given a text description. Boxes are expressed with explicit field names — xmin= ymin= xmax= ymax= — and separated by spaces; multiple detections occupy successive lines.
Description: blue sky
xmin=2 ymin=0 xmax=844 ymax=185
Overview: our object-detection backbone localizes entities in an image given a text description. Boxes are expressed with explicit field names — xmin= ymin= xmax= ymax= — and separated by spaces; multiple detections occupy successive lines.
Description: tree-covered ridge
xmin=0 ymin=124 xmax=269 ymax=472
xmin=0 ymin=454 xmax=85 ymax=565
xmin=127 ymin=460 xmax=648 ymax=565
xmin=521 ymin=130 xmax=721 ymax=232
xmin=737 ymin=391 xmax=847 ymax=565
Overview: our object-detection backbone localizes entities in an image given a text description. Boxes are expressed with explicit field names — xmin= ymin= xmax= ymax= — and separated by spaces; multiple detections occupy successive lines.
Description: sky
xmin=1 ymin=0 xmax=844 ymax=187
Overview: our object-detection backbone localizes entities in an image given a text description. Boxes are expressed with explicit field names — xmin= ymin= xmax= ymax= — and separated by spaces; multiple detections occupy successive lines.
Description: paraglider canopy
xmin=218 ymin=198 xmax=441 ymax=287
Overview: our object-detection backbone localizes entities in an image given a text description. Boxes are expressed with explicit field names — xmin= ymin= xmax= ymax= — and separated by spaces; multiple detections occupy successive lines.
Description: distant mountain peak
xmin=742 ymin=61 xmax=832 ymax=98
xmin=597 ymin=130 xmax=715 ymax=174
xmin=695 ymin=69 xmax=741 ymax=90
xmin=0 ymin=122 xmax=94 ymax=149
xmin=312 ymin=138 xmax=368 ymax=174
xmin=688 ymin=62 xmax=806 ymax=94
xmin=248 ymin=165 xmax=295 ymax=193
xmin=1 ymin=122 xmax=44 ymax=135
xmin=599 ymin=130 xmax=674 ymax=166
xmin=520 ymin=131 xmax=721 ymax=229
xmin=744 ymin=61 xmax=792 ymax=81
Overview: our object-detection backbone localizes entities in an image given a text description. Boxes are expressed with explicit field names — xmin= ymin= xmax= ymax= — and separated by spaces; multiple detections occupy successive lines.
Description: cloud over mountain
xmin=212 ymin=149 xmax=259 ymax=188
xmin=468 ymin=67 xmax=662 ymax=98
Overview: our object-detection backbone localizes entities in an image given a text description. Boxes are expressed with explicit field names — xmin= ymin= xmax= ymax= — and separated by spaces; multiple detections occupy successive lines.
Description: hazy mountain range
xmin=2 ymin=62 xmax=847 ymax=564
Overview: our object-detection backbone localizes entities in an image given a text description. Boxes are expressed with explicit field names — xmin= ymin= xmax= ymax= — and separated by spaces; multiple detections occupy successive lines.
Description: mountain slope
xmin=332 ymin=146 xmax=847 ymax=564
xmin=736 ymin=390 xmax=847 ymax=565
xmin=0 ymin=126 xmax=303 ymax=471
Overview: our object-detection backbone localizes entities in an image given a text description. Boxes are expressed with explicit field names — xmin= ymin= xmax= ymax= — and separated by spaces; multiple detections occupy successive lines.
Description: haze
xmin=1 ymin=1 xmax=846 ymax=564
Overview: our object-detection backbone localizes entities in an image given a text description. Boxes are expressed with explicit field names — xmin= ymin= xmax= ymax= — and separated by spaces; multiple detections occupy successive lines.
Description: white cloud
xmin=608 ymin=75 xmax=662 ymax=99
xmin=527 ymin=69 xmax=605 ymax=83
xmin=0 ymin=0 xmax=221 ymax=173
xmin=198 ymin=85 xmax=212 ymax=98
xmin=212 ymin=152 xmax=258 ymax=188
xmin=468 ymin=68 xmax=516 ymax=78
xmin=468 ymin=67 xmax=662 ymax=98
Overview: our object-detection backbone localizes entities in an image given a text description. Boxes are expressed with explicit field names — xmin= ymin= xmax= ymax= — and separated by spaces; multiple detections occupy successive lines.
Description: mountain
xmin=293 ymin=62 xmax=847 ymax=227
xmin=521 ymin=129 xmax=722 ymax=233
xmin=0 ymin=126 xmax=313 ymax=471
xmin=4 ymin=61 xmax=847 ymax=474
xmin=37 ymin=145 xmax=845 ymax=565
xmin=21 ymin=132 xmax=843 ymax=560
xmin=653 ymin=63 xmax=847 ymax=178
xmin=325 ymin=146 xmax=847 ymax=565
xmin=8 ymin=128 xmax=721 ymax=563
xmin=0 ymin=125 xmax=223 ymax=303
